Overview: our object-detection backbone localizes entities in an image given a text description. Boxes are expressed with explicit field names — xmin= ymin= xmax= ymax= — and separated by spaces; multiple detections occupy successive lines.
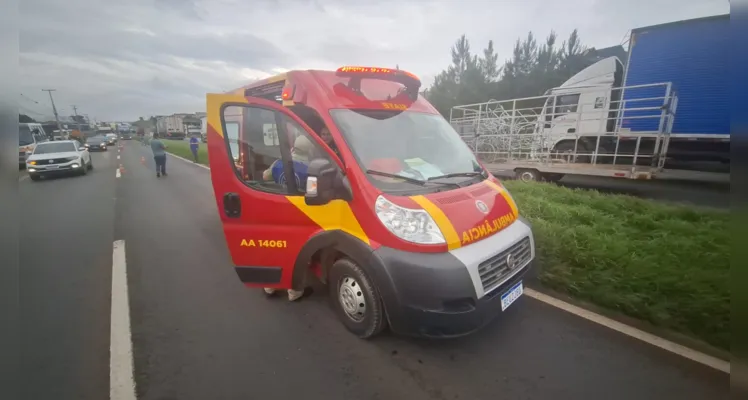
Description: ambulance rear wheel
xmin=329 ymin=258 xmax=387 ymax=339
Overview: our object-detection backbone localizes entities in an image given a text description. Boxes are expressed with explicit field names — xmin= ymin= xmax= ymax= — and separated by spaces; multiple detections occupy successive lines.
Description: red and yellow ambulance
xmin=206 ymin=66 xmax=535 ymax=338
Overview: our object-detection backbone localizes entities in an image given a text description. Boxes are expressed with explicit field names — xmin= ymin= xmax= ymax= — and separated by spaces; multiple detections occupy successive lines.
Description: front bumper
xmin=369 ymin=218 xmax=535 ymax=338
xmin=28 ymin=161 xmax=83 ymax=175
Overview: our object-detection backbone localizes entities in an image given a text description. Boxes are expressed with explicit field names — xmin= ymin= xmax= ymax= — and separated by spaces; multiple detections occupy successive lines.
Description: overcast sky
xmin=19 ymin=0 xmax=729 ymax=122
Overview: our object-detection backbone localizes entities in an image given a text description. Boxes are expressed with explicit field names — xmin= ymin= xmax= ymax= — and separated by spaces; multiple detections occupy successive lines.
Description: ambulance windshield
xmin=330 ymin=109 xmax=485 ymax=192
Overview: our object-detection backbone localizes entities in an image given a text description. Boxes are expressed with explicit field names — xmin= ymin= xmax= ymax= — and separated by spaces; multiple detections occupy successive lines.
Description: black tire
xmin=515 ymin=168 xmax=540 ymax=182
xmin=29 ymin=174 xmax=40 ymax=181
xmin=328 ymin=258 xmax=387 ymax=339
xmin=542 ymin=173 xmax=565 ymax=183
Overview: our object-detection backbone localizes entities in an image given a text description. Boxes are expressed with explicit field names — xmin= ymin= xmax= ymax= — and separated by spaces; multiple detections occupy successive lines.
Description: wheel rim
xmin=338 ymin=275 xmax=366 ymax=322
xmin=519 ymin=171 xmax=535 ymax=182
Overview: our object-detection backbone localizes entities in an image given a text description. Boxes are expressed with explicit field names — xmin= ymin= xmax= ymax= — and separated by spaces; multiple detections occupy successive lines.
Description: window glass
xmin=222 ymin=106 xmax=331 ymax=195
xmin=330 ymin=110 xmax=483 ymax=193
xmin=555 ymin=94 xmax=581 ymax=114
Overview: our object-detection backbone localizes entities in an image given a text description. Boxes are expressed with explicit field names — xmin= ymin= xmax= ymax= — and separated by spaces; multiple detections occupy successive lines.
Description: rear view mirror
xmin=305 ymin=158 xmax=353 ymax=206
xmin=305 ymin=158 xmax=337 ymax=206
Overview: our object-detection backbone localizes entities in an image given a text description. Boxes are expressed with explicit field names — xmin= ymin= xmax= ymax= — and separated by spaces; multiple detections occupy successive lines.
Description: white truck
xmin=164 ymin=114 xmax=187 ymax=139
xmin=450 ymin=15 xmax=729 ymax=183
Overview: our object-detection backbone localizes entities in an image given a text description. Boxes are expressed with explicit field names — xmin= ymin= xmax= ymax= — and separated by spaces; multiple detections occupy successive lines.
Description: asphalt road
xmin=20 ymin=148 xmax=118 ymax=399
xmin=20 ymin=140 xmax=729 ymax=400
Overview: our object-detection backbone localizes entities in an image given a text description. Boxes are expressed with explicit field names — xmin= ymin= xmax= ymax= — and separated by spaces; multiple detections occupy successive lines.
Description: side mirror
xmin=305 ymin=158 xmax=341 ymax=206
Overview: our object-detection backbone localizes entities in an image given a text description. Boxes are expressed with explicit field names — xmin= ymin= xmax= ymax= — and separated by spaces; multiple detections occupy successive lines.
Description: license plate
xmin=500 ymin=281 xmax=524 ymax=311
xmin=47 ymin=165 xmax=60 ymax=169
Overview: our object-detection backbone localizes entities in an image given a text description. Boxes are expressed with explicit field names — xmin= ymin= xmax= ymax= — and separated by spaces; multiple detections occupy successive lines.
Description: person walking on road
xmin=189 ymin=134 xmax=200 ymax=163
xmin=150 ymin=132 xmax=168 ymax=177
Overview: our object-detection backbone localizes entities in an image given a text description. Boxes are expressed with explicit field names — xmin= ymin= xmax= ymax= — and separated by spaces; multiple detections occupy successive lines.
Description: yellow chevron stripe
xmin=410 ymin=195 xmax=461 ymax=250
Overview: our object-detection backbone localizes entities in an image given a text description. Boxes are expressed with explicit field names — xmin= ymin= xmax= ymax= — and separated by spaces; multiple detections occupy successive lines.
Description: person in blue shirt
xmin=189 ymin=134 xmax=200 ymax=163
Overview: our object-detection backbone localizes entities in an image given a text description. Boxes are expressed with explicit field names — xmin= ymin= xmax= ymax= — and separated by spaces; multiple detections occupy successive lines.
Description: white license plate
xmin=47 ymin=165 xmax=60 ymax=169
xmin=500 ymin=281 xmax=524 ymax=311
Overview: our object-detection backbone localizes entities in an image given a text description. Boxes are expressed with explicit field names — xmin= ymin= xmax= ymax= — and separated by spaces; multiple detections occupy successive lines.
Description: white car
xmin=26 ymin=140 xmax=93 ymax=181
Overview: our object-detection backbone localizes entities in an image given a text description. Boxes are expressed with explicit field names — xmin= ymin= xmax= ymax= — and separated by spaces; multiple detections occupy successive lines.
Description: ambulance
xmin=206 ymin=66 xmax=536 ymax=338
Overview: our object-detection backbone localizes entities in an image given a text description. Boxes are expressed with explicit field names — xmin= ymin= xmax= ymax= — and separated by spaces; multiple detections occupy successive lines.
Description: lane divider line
xmin=525 ymin=288 xmax=730 ymax=374
xmin=110 ymin=240 xmax=136 ymax=400
xmin=158 ymin=146 xmax=731 ymax=373
xmin=117 ymin=155 xmax=120 ymax=160
xmin=116 ymin=167 xmax=122 ymax=178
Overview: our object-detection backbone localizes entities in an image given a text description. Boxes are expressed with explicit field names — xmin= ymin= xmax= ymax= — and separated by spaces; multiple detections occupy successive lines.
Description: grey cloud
xmin=18 ymin=0 xmax=729 ymax=121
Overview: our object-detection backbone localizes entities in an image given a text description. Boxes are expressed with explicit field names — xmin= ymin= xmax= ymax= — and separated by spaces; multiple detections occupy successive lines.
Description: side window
xmin=222 ymin=106 xmax=331 ymax=196
xmin=555 ymin=94 xmax=580 ymax=114
xmin=223 ymin=105 xmax=287 ymax=194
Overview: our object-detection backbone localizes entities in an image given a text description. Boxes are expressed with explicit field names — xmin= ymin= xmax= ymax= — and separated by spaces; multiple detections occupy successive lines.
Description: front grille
xmin=478 ymin=237 xmax=532 ymax=293
xmin=42 ymin=157 xmax=75 ymax=165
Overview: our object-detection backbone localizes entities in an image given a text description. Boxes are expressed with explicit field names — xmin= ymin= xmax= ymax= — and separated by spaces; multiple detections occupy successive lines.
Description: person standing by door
xmin=150 ymin=132 xmax=168 ymax=177
xmin=189 ymin=134 xmax=200 ymax=163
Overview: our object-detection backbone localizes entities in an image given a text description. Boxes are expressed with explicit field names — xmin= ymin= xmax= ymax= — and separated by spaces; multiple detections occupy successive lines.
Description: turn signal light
xmin=281 ymin=85 xmax=296 ymax=101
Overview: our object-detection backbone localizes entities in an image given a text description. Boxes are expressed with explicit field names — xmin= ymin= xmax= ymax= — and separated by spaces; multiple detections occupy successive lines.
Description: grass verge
xmin=161 ymin=139 xmax=210 ymax=166
xmin=504 ymin=180 xmax=729 ymax=351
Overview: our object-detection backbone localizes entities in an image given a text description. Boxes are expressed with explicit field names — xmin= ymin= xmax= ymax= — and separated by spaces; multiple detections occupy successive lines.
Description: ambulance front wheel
xmin=329 ymin=258 xmax=388 ymax=339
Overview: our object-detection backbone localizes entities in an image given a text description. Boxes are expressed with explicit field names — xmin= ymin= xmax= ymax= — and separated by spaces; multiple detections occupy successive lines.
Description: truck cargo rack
xmin=450 ymin=83 xmax=679 ymax=181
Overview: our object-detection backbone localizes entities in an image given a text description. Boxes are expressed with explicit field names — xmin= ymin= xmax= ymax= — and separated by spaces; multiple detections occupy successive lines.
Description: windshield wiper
xmin=366 ymin=169 xmax=427 ymax=185
xmin=427 ymin=171 xmax=485 ymax=181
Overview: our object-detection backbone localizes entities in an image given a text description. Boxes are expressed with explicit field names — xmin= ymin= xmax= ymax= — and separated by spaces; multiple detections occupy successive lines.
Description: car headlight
xmin=375 ymin=195 xmax=445 ymax=245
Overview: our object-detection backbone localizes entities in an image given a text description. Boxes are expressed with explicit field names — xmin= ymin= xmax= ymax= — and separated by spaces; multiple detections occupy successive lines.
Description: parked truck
xmin=450 ymin=14 xmax=729 ymax=182
xmin=164 ymin=114 xmax=187 ymax=139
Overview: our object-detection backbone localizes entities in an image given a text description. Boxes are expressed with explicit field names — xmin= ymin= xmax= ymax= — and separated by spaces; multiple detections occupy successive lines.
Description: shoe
xmin=263 ymin=288 xmax=277 ymax=296
xmin=162 ymin=172 xmax=168 ymax=176
xmin=287 ymin=289 xmax=304 ymax=302
xmin=156 ymin=172 xmax=161 ymax=177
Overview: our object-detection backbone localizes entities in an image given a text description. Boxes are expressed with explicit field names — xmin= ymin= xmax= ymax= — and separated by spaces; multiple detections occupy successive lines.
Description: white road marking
xmin=115 ymin=168 xmax=121 ymax=178
xmin=525 ymin=288 xmax=730 ymax=374
xmin=110 ymin=240 xmax=136 ymax=400
xmin=117 ymin=155 xmax=120 ymax=160
xmin=19 ymin=175 xmax=29 ymax=182
xmin=166 ymin=152 xmax=210 ymax=170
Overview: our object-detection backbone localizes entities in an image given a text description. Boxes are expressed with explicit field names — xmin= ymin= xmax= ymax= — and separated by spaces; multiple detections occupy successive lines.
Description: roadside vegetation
xmin=504 ymin=180 xmax=730 ymax=350
xmin=161 ymin=139 xmax=210 ymax=167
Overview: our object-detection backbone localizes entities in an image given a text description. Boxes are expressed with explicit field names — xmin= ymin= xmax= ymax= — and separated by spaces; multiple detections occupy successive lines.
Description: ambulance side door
xmin=206 ymin=94 xmax=333 ymax=290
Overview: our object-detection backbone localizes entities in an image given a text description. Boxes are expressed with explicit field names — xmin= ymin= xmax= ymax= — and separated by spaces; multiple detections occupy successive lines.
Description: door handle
xmin=223 ymin=192 xmax=241 ymax=218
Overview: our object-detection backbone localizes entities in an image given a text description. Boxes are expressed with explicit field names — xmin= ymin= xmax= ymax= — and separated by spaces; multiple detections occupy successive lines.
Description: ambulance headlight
xmin=375 ymin=195 xmax=445 ymax=245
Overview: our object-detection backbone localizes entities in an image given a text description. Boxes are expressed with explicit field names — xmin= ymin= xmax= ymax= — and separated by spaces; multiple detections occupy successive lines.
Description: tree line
xmin=423 ymin=29 xmax=598 ymax=117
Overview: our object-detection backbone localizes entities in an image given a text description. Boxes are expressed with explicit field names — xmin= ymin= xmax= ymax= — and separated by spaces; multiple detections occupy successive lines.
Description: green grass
xmin=161 ymin=139 xmax=210 ymax=166
xmin=504 ymin=180 xmax=730 ymax=350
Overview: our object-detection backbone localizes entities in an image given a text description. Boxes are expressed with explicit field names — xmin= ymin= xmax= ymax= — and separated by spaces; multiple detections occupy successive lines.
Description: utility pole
xmin=71 ymin=105 xmax=82 ymax=132
xmin=42 ymin=89 xmax=63 ymax=139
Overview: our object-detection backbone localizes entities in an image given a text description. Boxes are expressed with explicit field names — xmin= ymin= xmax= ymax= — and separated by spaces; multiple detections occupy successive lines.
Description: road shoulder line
xmin=166 ymin=150 xmax=210 ymax=171
xmin=525 ymin=288 xmax=730 ymax=374
xmin=110 ymin=240 xmax=136 ymax=400
xmin=161 ymin=152 xmax=730 ymax=374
